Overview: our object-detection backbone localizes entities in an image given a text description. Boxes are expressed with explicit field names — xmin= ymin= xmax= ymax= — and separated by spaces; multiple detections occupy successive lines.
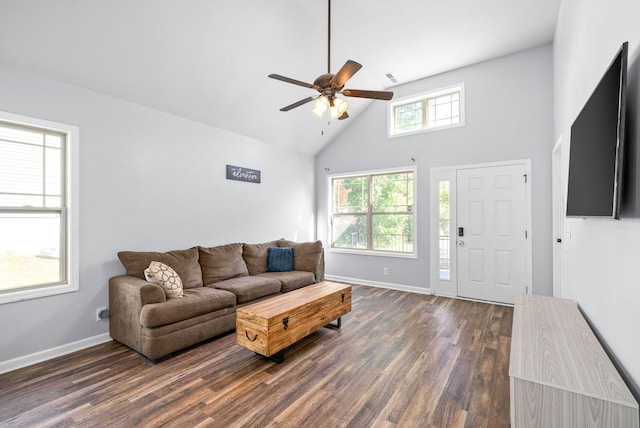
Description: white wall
xmin=316 ymin=45 xmax=554 ymax=295
xmin=0 ymin=64 xmax=315 ymax=365
xmin=554 ymin=0 xmax=640 ymax=393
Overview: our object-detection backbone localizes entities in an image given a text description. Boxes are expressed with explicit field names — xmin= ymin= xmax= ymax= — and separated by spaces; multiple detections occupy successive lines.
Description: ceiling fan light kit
xmin=331 ymin=97 xmax=348 ymax=119
xmin=311 ymin=96 xmax=328 ymax=118
xmin=268 ymin=0 xmax=393 ymax=121
xmin=311 ymin=96 xmax=349 ymax=119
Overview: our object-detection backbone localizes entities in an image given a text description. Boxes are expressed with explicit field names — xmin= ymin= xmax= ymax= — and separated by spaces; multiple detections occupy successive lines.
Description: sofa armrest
xmin=110 ymin=275 xmax=166 ymax=306
xmin=108 ymin=275 xmax=166 ymax=351
xmin=315 ymin=250 xmax=325 ymax=283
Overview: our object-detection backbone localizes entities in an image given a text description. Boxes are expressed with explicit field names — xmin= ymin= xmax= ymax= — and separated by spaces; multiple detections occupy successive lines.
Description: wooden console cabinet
xmin=510 ymin=294 xmax=639 ymax=427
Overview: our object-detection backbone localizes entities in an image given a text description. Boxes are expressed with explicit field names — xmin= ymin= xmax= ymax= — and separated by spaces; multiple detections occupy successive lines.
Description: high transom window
xmin=329 ymin=168 xmax=416 ymax=256
xmin=0 ymin=112 xmax=79 ymax=304
xmin=389 ymin=84 xmax=465 ymax=137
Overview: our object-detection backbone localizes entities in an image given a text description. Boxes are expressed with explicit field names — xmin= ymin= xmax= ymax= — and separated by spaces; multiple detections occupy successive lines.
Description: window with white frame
xmin=0 ymin=112 xmax=79 ymax=304
xmin=389 ymin=84 xmax=465 ymax=137
xmin=329 ymin=168 xmax=416 ymax=256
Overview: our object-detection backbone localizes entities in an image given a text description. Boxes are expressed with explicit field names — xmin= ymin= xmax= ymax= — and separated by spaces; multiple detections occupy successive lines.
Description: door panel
xmin=468 ymin=249 xmax=485 ymax=283
xmin=457 ymin=164 xmax=527 ymax=304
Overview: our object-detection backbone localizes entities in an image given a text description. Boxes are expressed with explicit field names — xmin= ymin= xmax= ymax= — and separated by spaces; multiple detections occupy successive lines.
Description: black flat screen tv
xmin=566 ymin=42 xmax=628 ymax=219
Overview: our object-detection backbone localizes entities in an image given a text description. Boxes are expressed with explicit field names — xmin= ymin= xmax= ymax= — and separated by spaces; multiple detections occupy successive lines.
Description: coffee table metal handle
xmin=245 ymin=330 xmax=258 ymax=342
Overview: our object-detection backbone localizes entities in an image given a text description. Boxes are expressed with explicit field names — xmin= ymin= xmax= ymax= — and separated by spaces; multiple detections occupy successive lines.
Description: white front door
xmin=456 ymin=164 xmax=528 ymax=304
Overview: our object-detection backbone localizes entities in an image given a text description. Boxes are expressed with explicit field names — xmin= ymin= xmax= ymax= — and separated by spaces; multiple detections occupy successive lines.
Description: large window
xmin=329 ymin=168 xmax=415 ymax=256
xmin=389 ymin=84 xmax=465 ymax=137
xmin=0 ymin=112 xmax=79 ymax=304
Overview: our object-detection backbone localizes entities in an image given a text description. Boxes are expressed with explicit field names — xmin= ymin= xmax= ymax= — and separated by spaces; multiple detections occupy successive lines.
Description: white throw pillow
xmin=144 ymin=261 xmax=184 ymax=299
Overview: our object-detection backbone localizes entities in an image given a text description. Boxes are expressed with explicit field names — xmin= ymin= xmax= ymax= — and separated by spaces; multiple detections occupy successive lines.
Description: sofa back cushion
xmin=117 ymin=247 xmax=203 ymax=289
xmin=199 ymin=243 xmax=249 ymax=285
xmin=242 ymin=240 xmax=278 ymax=276
xmin=278 ymin=239 xmax=323 ymax=273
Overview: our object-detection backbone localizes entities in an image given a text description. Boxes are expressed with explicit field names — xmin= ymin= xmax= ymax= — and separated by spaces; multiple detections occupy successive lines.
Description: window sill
xmin=0 ymin=282 xmax=79 ymax=305
xmin=328 ymin=247 xmax=417 ymax=259
xmin=388 ymin=121 xmax=465 ymax=139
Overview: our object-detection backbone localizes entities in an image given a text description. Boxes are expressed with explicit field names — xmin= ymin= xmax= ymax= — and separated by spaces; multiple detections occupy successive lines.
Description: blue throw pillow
xmin=266 ymin=247 xmax=294 ymax=272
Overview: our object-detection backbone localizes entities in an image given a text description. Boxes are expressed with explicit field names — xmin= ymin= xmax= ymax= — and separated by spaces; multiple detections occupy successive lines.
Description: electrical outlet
xmin=96 ymin=306 xmax=107 ymax=321
xmin=383 ymin=267 xmax=389 ymax=275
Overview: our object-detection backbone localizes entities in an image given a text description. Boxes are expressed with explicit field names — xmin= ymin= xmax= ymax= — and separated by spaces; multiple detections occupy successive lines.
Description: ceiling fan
xmin=268 ymin=0 xmax=393 ymax=121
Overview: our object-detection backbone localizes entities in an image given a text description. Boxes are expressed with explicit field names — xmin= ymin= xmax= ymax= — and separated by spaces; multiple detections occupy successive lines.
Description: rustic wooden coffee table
xmin=236 ymin=281 xmax=352 ymax=363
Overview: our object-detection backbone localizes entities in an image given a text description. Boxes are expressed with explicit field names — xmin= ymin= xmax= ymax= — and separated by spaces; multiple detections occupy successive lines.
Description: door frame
xmin=552 ymin=136 xmax=565 ymax=297
xmin=430 ymin=159 xmax=533 ymax=300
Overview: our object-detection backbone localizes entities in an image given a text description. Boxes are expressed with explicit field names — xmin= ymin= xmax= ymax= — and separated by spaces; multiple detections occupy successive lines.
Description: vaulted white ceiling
xmin=0 ymin=0 xmax=560 ymax=155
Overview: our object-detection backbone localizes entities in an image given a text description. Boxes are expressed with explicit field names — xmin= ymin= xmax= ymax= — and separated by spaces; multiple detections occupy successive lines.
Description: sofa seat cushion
xmin=142 ymin=307 xmax=236 ymax=339
xmin=139 ymin=287 xmax=236 ymax=328
xmin=257 ymin=271 xmax=315 ymax=293
xmin=199 ymin=243 xmax=249 ymax=284
xmin=118 ymin=247 xmax=203 ymax=289
xmin=211 ymin=276 xmax=282 ymax=304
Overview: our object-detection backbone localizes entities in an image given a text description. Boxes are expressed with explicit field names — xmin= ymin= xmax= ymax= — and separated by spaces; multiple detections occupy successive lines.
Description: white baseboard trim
xmin=0 ymin=333 xmax=112 ymax=375
xmin=326 ymin=275 xmax=513 ymax=306
xmin=325 ymin=274 xmax=431 ymax=295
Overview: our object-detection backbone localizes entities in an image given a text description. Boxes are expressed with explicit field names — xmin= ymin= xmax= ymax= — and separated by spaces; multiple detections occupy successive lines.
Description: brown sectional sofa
xmin=109 ymin=239 xmax=324 ymax=360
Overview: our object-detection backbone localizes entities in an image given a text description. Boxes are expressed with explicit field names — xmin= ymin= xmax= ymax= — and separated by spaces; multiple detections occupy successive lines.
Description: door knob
xmin=458 ymin=241 xmax=465 ymax=246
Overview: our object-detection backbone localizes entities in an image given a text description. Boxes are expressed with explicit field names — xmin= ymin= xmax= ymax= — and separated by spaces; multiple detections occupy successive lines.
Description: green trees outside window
xmin=331 ymin=170 xmax=414 ymax=253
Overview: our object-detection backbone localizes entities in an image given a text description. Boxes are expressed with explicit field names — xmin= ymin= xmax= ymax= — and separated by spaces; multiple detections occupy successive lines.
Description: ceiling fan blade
xmin=342 ymin=89 xmax=394 ymax=101
xmin=338 ymin=111 xmax=349 ymax=120
xmin=279 ymin=96 xmax=316 ymax=112
xmin=329 ymin=60 xmax=362 ymax=89
xmin=268 ymin=74 xmax=321 ymax=91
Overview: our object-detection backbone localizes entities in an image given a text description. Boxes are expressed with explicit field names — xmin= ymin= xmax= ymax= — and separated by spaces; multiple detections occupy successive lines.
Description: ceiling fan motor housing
xmin=314 ymin=73 xmax=341 ymax=91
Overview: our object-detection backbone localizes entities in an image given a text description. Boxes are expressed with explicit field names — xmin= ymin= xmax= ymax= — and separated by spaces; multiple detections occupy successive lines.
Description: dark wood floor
xmin=0 ymin=285 xmax=513 ymax=427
